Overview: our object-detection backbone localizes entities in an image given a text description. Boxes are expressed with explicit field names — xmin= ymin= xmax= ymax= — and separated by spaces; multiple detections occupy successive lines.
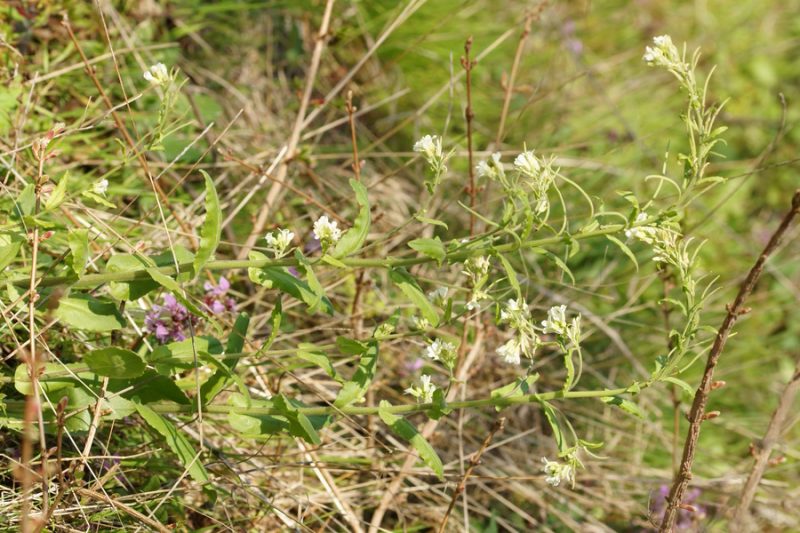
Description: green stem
xmin=4 ymin=385 xmax=636 ymax=419
xmin=12 ymin=223 xmax=628 ymax=289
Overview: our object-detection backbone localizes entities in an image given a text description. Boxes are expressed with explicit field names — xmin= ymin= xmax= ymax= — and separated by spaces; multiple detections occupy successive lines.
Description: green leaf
xmin=84 ymin=347 xmax=146 ymax=378
xmin=334 ymin=340 xmax=378 ymax=407
xmin=201 ymin=313 xmax=249 ymax=405
xmin=148 ymin=336 xmax=223 ymax=374
xmin=539 ymin=400 xmax=566 ymax=454
xmin=81 ymin=190 xmax=115 ymax=208
xmin=294 ymin=251 xmax=326 ymax=314
xmin=663 ymin=376 xmax=695 ymax=396
xmin=111 ymin=370 xmax=190 ymax=405
xmin=67 ymin=229 xmax=89 ymax=276
xmin=15 ymin=362 xmax=93 ymax=396
xmin=336 ymin=336 xmax=367 ymax=355
xmin=0 ymin=232 xmax=23 ymax=270
xmin=408 ymin=237 xmax=445 ymax=266
xmin=332 ymin=179 xmax=370 ymax=258
xmin=541 ymin=249 xmax=575 ymax=285
xmin=145 ymin=267 xmax=209 ymax=321
xmin=54 ymin=294 xmax=125 ymax=332
xmin=497 ymin=253 xmax=520 ymax=295
xmin=601 ymin=395 xmax=645 ymax=419
xmin=193 ymin=171 xmax=221 ymax=276
xmin=44 ymin=172 xmax=69 ymax=211
xmin=490 ymin=374 xmax=539 ymax=411
xmin=606 ymin=235 xmax=638 ymax=271
xmin=378 ymin=400 xmax=443 ymax=480
xmin=426 ymin=388 xmax=452 ymax=420
xmin=414 ymin=214 xmax=448 ymax=230
xmin=297 ymin=343 xmax=341 ymax=381
xmin=12 ymin=184 xmax=35 ymax=220
xmin=134 ymin=402 xmax=209 ymax=484
xmin=389 ymin=267 xmax=439 ymax=327
xmin=273 ymin=394 xmax=321 ymax=445
xmin=106 ymin=246 xmax=194 ymax=301
xmin=248 ymin=251 xmax=333 ymax=314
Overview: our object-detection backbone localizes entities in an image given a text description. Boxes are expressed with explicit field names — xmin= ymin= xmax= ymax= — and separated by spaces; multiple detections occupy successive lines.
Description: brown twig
xmin=660 ymin=190 xmax=800 ymax=531
xmin=729 ymin=358 xmax=800 ymax=530
xmin=437 ymin=417 xmax=505 ymax=533
xmin=461 ymin=37 xmax=477 ymax=236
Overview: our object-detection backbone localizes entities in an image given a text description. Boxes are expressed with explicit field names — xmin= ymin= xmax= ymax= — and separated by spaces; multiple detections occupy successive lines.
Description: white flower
xmin=625 ymin=212 xmax=655 ymax=241
xmin=497 ymin=338 xmax=522 ymax=365
xmin=404 ymin=374 xmax=437 ymax=403
xmin=413 ymin=134 xmax=442 ymax=161
xmin=541 ymin=305 xmax=568 ymax=336
xmin=541 ymin=457 xmax=575 ymax=487
xmin=265 ymin=228 xmax=294 ymax=258
xmin=514 ymin=150 xmax=557 ymax=214
xmin=643 ymin=35 xmax=682 ymax=70
xmin=463 ymin=256 xmax=491 ymax=279
xmin=500 ymin=298 xmax=530 ymax=327
xmin=143 ymin=62 xmax=170 ymax=86
xmin=92 ymin=179 xmax=109 ymax=196
xmin=567 ymin=315 xmax=581 ymax=348
xmin=428 ymin=286 xmax=449 ymax=306
xmin=424 ymin=338 xmax=457 ymax=367
xmin=412 ymin=316 xmax=430 ymax=330
xmin=514 ymin=151 xmax=541 ymax=177
xmin=313 ymin=216 xmax=342 ymax=250
xmin=476 ymin=152 xmax=503 ymax=180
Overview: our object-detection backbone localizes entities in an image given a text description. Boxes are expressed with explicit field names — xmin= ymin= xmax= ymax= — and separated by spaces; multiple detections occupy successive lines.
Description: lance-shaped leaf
xmin=107 ymin=246 xmax=194 ymax=301
xmin=201 ymin=313 xmax=249 ymax=405
xmin=539 ymin=400 xmax=567 ymax=454
xmin=332 ymin=179 xmax=370 ymax=258
xmin=248 ymin=251 xmax=333 ymax=315
xmin=67 ymin=229 xmax=89 ymax=276
xmin=273 ymin=394 xmax=321 ymax=445
xmin=389 ymin=267 xmax=439 ymax=327
xmin=134 ymin=402 xmax=209 ymax=484
xmin=408 ymin=237 xmax=446 ymax=266
xmin=378 ymin=400 xmax=443 ymax=480
xmin=601 ymin=395 xmax=645 ymax=419
xmin=193 ymin=171 xmax=221 ymax=277
xmin=334 ymin=340 xmax=378 ymax=407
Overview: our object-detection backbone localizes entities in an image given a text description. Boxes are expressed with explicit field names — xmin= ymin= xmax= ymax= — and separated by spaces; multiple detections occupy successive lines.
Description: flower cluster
xmin=93 ymin=179 xmax=109 ymax=196
xmin=145 ymin=294 xmax=199 ymax=343
xmin=514 ymin=150 xmax=557 ymax=215
xmin=541 ymin=305 xmax=581 ymax=348
xmin=404 ymin=374 xmax=437 ymax=403
xmin=541 ymin=457 xmax=575 ymax=487
xmin=497 ymin=298 xmax=540 ymax=365
xmin=626 ymin=214 xmax=693 ymax=283
xmin=143 ymin=62 xmax=171 ymax=86
xmin=312 ymin=216 xmax=342 ymax=252
xmin=462 ymin=256 xmax=491 ymax=310
xmin=643 ymin=35 xmax=684 ymax=71
xmin=475 ymin=152 xmax=504 ymax=181
xmin=413 ymin=134 xmax=450 ymax=193
xmin=424 ymin=338 xmax=457 ymax=369
xmin=265 ymin=228 xmax=294 ymax=259
xmin=203 ymin=276 xmax=236 ymax=315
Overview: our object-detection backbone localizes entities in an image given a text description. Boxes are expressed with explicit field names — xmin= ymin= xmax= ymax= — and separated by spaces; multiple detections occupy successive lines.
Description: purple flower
xmin=203 ymin=276 xmax=236 ymax=315
xmin=650 ymin=485 xmax=707 ymax=530
xmin=304 ymin=236 xmax=322 ymax=254
xmin=145 ymin=293 xmax=199 ymax=343
xmin=287 ymin=266 xmax=300 ymax=278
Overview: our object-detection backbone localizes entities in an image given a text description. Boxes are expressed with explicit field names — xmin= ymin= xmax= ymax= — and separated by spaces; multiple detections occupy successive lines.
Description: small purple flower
xmin=287 ymin=266 xmax=300 ymax=278
xmin=145 ymin=293 xmax=199 ymax=343
xmin=203 ymin=276 xmax=237 ymax=315
xmin=650 ymin=485 xmax=706 ymax=530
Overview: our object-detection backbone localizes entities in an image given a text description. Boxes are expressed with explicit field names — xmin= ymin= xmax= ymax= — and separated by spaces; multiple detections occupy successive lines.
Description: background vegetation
xmin=1 ymin=0 xmax=799 ymax=531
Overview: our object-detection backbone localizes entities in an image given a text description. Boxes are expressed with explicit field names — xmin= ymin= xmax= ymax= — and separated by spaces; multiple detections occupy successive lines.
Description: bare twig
xmin=729 ymin=358 xmax=800 ymax=530
xmin=660 ymin=190 xmax=800 ymax=531
xmin=437 ymin=417 xmax=505 ymax=533
xmin=461 ymin=37 xmax=477 ymax=236
xmin=495 ymin=10 xmax=535 ymax=146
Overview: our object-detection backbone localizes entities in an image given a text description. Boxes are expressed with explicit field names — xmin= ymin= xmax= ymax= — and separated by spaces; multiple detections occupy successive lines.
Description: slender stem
xmin=660 ymin=190 xmax=800 ymax=532
xmin=461 ymin=37 xmax=476 ymax=236
xmin=11 ymin=222 xmax=631 ymax=289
